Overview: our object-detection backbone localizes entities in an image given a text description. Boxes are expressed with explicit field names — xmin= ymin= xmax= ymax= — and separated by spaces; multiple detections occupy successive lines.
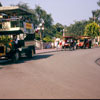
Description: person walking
xmin=56 ymin=41 xmax=59 ymax=51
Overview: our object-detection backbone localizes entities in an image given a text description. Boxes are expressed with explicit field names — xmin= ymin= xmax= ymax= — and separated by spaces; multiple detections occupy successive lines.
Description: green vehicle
xmin=0 ymin=6 xmax=35 ymax=63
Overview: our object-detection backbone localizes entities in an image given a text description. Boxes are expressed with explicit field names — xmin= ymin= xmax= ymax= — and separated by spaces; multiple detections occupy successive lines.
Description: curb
xmin=36 ymin=48 xmax=62 ymax=54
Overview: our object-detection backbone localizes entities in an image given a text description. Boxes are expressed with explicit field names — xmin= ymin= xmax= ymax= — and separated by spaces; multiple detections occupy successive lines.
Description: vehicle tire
xmin=27 ymin=48 xmax=35 ymax=58
xmin=12 ymin=51 xmax=20 ymax=63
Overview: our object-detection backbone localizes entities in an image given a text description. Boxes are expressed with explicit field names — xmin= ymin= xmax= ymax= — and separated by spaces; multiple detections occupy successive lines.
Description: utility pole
xmin=38 ymin=19 xmax=44 ymax=49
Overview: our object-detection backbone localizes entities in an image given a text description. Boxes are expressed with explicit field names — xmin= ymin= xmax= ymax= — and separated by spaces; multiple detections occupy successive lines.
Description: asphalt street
xmin=0 ymin=48 xmax=100 ymax=99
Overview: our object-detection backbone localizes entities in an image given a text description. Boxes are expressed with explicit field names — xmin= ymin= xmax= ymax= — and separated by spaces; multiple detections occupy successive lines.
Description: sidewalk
xmin=36 ymin=48 xmax=62 ymax=54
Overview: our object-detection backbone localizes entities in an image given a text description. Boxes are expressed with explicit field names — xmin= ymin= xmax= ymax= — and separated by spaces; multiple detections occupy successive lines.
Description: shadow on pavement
xmin=0 ymin=54 xmax=53 ymax=66
xmin=0 ymin=67 xmax=3 ymax=69
xmin=33 ymin=54 xmax=53 ymax=60
xmin=37 ymin=49 xmax=78 ymax=54
xmin=95 ymin=58 xmax=100 ymax=66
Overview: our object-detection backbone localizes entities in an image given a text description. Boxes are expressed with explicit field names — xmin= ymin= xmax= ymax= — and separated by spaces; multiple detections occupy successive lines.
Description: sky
xmin=0 ymin=0 xmax=99 ymax=26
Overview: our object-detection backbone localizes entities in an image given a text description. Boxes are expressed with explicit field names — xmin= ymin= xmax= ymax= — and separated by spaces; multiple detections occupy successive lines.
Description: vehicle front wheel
xmin=26 ymin=48 xmax=35 ymax=58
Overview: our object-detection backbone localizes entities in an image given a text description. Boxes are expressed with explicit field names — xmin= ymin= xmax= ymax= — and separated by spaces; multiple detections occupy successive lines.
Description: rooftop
xmin=0 ymin=6 xmax=33 ymax=16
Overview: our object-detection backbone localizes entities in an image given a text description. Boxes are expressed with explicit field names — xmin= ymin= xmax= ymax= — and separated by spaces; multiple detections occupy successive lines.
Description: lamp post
xmin=63 ymin=29 xmax=65 ymax=37
xmin=38 ymin=20 xmax=44 ymax=49
xmin=63 ymin=28 xmax=67 ymax=37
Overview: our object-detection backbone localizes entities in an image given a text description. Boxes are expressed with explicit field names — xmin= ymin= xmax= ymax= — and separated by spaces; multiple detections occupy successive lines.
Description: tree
xmin=84 ymin=22 xmax=100 ymax=38
xmin=91 ymin=0 xmax=100 ymax=23
xmin=35 ymin=5 xmax=53 ymax=28
xmin=17 ymin=2 xmax=29 ymax=10
xmin=97 ymin=0 xmax=100 ymax=7
xmin=0 ymin=2 xmax=2 ymax=7
xmin=66 ymin=20 xmax=89 ymax=36
xmin=35 ymin=6 xmax=54 ymax=40
xmin=52 ymin=23 xmax=64 ymax=38
xmin=43 ymin=36 xmax=52 ymax=42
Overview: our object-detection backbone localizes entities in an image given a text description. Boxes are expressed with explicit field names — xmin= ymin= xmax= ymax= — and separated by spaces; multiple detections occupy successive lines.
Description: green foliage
xmin=97 ymin=0 xmax=100 ymax=7
xmin=91 ymin=1 xmax=100 ymax=23
xmin=35 ymin=33 xmax=40 ymax=40
xmin=84 ymin=22 xmax=100 ymax=38
xmin=0 ymin=35 xmax=10 ymax=44
xmin=17 ymin=2 xmax=29 ymax=10
xmin=66 ymin=20 xmax=90 ymax=36
xmin=11 ymin=2 xmax=100 ymax=42
xmin=43 ymin=36 xmax=52 ymax=43
xmin=35 ymin=5 xmax=53 ymax=28
xmin=52 ymin=23 xmax=64 ymax=38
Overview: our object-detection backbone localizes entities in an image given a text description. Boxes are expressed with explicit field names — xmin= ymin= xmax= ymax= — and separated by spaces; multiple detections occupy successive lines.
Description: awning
xmin=0 ymin=6 xmax=33 ymax=16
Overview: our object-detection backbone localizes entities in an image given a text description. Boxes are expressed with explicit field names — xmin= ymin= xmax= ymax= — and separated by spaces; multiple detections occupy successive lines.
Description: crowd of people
xmin=43 ymin=38 xmax=93 ymax=50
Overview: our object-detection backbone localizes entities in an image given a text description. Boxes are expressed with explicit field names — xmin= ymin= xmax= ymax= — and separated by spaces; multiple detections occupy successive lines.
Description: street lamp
xmin=38 ymin=19 xmax=44 ymax=49
xmin=63 ymin=29 xmax=65 ymax=37
xmin=63 ymin=28 xmax=67 ymax=37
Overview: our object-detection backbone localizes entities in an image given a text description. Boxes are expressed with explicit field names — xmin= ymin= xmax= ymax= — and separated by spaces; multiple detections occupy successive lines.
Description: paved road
xmin=0 ymin=48 xmax=100 ymax=99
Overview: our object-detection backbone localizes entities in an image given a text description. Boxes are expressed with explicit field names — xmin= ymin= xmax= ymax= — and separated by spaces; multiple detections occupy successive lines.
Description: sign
xmin=25 ymin=41 xmax=35 ymax=46
xmin=26 ymin=23 xmax=33 ymax=29
xmin=24 ymin=22 xmax=34 ymax=33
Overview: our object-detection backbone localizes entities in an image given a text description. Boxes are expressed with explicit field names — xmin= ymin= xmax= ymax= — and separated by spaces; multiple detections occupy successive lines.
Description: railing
xmin=0 ymin=18 xmax=34 ymax=34
xmin=0 ymin=18 xmax=23 ymax=29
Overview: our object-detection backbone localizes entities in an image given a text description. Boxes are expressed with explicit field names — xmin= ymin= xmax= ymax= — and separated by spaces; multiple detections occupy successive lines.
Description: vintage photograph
xmin=0 ymin=0 xmax=100 ymax=99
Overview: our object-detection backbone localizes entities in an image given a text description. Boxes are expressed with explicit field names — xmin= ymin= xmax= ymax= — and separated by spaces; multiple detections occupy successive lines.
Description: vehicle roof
xmin=0 ymin=6 xmax=33 ymax=16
